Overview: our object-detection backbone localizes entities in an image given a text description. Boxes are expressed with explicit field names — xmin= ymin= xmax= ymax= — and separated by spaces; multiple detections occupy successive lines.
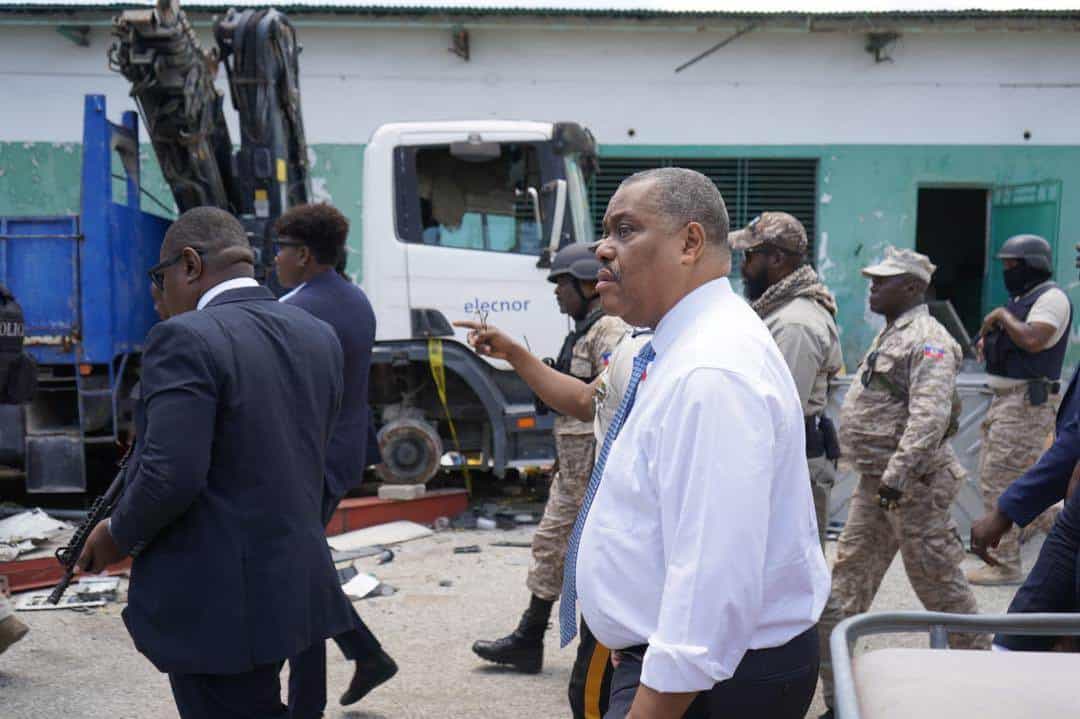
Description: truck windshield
xmin=564 ymin=154 xmax=595 ymax=247
xmin=411 ymin=144 xmax=543 ymax=255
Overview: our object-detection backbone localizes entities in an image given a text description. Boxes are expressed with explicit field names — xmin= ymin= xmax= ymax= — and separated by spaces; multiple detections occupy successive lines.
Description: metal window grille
xmin=589 ymin=157 xmax=818 ymax=260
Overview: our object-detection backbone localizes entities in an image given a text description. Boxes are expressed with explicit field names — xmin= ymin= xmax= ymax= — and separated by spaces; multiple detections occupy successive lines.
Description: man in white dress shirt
xmin=565 ymin=168 xmax=830 ymax=718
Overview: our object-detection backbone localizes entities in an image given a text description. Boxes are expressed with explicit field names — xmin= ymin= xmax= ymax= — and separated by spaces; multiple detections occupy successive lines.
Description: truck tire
xmin=375 ymin=416 xmax=443 ymax=485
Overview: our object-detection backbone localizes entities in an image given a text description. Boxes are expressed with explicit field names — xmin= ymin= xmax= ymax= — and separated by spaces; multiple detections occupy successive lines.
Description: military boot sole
xmin=471 ymin=640 xmax=543 ymax=674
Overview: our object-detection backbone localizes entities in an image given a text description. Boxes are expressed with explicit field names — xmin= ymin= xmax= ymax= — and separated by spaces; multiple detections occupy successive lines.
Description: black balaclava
xmin=1003 ymin=262 xmax=1051 ymax=297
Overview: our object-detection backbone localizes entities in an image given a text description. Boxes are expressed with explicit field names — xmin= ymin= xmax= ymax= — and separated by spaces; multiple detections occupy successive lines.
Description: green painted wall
xmin=4 ymin=140 xmax=1080 ymax=368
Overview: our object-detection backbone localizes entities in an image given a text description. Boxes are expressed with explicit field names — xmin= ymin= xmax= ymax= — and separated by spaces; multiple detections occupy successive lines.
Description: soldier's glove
xmin=877 ymin=485 xmax=903 ymax=511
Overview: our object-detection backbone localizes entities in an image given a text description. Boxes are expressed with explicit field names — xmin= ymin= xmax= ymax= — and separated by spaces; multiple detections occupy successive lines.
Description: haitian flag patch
xmin=923 ymin=345 xmax=946 ymax=360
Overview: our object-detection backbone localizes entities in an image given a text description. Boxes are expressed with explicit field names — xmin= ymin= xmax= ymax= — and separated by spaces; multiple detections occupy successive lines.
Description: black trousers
xmin=169 ymin=662 xmax=287 ymax=719
xmin=605 ymin=626 xmax=819 ymax=719
xmin=287 ymin=493 xmax=384 ymax=718
xmin=569 ymin=619 xmax=613 ymax=719
xmin=996 ymin=487 xmax=1080 ymax=651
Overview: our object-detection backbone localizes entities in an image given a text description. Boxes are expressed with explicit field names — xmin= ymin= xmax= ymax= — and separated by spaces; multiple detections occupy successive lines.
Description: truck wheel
xmin=375 ymin=417 xmax=443 ymax=485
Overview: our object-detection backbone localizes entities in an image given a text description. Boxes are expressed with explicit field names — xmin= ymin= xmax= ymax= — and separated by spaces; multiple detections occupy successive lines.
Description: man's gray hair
xmin=621 ymin=167 xmax=730 ymax=248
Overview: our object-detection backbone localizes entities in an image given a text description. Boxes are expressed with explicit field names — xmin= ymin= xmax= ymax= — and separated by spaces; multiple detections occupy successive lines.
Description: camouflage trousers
xmin=526 ymin=432 xmax=597 ymax=602
xmin=978 ymin=387 xmax=1058 ymax=569
xmin=818 ymin=466 xmax=989 ymax=707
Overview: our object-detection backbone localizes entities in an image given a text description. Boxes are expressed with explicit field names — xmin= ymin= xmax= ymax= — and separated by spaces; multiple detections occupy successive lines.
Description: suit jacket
xmin=109 ymin=285 xmax=354 ymax=675
xmin=283 ymin=270 xmax=377 ymax=506
xmin=998 ymin=367 xmax=1080 ymax=527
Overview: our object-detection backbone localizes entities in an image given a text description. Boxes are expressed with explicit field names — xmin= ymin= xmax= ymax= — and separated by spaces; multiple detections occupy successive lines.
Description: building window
xmin=589 ymin=157 xmax=818 ymax=260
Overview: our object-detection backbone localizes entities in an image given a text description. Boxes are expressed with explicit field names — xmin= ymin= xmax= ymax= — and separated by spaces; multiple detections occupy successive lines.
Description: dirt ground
xmin=1 ymin=526 xmax=1026 ymax=719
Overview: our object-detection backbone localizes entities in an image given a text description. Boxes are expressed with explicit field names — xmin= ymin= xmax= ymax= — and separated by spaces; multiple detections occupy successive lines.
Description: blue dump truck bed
xmin=0 ymin=96 xmax=170 ymax=493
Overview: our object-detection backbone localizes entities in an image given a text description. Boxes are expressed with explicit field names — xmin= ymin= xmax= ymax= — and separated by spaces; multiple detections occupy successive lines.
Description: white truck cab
xmin=361 ymin=120 xmax=598 ymax=483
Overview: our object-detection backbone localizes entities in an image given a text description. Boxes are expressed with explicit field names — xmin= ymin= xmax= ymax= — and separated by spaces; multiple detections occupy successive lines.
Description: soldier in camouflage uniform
xmin=818 ymin=247 xmax=989 ymax=716
xmin=730 ymin=212 xmax=844 ymax=547
xmin=472 ymin=243 xmax=627 ymax=674
xmin=969 ymin=234 xmax=1072 ymax=586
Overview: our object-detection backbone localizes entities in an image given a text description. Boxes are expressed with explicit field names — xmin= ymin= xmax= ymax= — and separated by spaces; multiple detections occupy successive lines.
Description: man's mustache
xmin=599 ymin=264 xmax=621 ymax=282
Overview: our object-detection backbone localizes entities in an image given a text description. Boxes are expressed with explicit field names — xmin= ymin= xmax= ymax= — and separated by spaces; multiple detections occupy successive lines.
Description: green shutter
xmin=589 ymin=156 xmax=818 ymax=259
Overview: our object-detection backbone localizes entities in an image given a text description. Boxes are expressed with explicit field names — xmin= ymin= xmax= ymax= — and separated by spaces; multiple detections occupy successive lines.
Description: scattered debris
xmin=439 ymin=579 xmax=453 ymax=588
xmin=17 ymin=577 xmax=120 ymax=611
xmin=513 ymin=513 xmax=538 ymax=525
xmin=433 ymin=516 xmax=451 ymax=532
xmin=495 ymin=516 xmax=516 ymax=530
xmin=490 ymin=541 xmax=532 ymax=548
xmin=338 ymin=565 xmax=359 ymax=586
xmin=476 ymin=517 xmax=497 ymax=531
xmin=451 ymin=510 xmax=478 ymax=530
xmin=327 ymin=521 xmax=433 ymax=552
xmin=330 ymin=545 xmax=388 ymax=563
xmin=453 ymin=545 xmax=481 ymax=554
xmin=341 ymin=572 xmax=381 ymax=600
xmin=373 ymin=582 xmax=397 ymax=597
xmin=376 ymin=549 xmax=395 ymax=565
xmin=0 ymin=509 xmax=71 ymax=560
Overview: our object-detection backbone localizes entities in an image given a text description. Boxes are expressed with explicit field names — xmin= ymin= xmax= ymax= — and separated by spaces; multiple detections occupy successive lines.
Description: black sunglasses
xmin=273 ymin=239 xmax=305 ymax=255
xmin=148 ymin=247 xmax=207 ymax=291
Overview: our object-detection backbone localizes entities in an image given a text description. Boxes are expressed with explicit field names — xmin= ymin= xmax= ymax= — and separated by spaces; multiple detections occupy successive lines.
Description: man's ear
xmin=183 ymin=247 xmax=204 ymax=284
xmin=298 ymin=245 xmax=312 ymax=266
xmin=683 ymin=222 xmax=708 ymax=263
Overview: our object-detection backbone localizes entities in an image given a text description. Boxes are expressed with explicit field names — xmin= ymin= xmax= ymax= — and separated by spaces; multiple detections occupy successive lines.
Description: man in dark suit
xmin=274 ymin=203 xmax=397 ymax=716
xmin=78 ymin=207 xmax=353 ymax=718
xmin=971 ymin=242 xmax=1080 ymax=650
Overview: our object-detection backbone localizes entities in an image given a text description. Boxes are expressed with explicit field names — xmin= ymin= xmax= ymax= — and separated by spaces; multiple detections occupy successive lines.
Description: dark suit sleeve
xmin=998 ymin=388 xmax=1080 ymax=528
xmin=109 ymin=321 xmax=217 ymax=555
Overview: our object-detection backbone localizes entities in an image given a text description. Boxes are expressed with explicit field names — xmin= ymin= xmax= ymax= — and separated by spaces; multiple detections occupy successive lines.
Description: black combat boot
xmin=472 ymin=595 xmax=553 ymax=673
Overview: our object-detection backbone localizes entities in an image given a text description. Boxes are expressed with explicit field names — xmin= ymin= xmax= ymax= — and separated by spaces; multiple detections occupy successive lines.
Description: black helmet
xmin=547 ymin=243 xmax=602 ymax=283
xmin=997 ymin=234 xmax=1053 ymax=273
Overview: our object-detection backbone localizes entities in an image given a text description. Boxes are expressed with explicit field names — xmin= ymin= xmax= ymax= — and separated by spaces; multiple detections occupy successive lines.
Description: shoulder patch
xmin=923 ymin=344 xmax=946 ymax=360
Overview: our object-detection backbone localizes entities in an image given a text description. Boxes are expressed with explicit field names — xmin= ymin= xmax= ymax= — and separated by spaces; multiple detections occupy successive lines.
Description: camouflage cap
xmin=861 ymin=246 xmax=936 ymax=284
xmin=729 ymin=212 xmax=808 ymax=254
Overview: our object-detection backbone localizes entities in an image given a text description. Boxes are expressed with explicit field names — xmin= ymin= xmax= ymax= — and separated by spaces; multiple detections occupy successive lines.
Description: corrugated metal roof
xmin=2 ymin=1 xmax=1078 ymax=14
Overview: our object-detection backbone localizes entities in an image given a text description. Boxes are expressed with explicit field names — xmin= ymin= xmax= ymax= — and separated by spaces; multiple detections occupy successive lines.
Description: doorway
xmin=915 ymin=187 xmax=988 ymax=339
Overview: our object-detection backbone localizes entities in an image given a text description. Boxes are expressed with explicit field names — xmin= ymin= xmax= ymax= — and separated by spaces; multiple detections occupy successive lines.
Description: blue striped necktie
xmin=559 ymin=341 xmax=655 ymax=647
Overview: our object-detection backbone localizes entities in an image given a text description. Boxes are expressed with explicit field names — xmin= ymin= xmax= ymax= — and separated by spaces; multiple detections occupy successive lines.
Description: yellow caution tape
xmin=429 ymin=338 xmax=472 ymax=495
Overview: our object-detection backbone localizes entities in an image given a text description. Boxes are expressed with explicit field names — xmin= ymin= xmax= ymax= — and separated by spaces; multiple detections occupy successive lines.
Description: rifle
xmin=48 ymin=448 xmax=133 ymax=605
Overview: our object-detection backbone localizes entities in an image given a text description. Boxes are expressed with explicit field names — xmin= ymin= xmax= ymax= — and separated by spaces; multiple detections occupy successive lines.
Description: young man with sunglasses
xmin=731 ymin=212 xmax=843 ymax=548
xmin=78 ymin=207 xmax=353 ymax=719
xmin=815 ymin=246 xmax=988 ymax=718
xmin=272 ymin=203 xmax=398 ymax=717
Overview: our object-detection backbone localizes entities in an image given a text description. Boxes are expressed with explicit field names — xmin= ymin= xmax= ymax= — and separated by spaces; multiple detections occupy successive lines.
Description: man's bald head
xmin=163 ymin=206 xmax=255 ymax=270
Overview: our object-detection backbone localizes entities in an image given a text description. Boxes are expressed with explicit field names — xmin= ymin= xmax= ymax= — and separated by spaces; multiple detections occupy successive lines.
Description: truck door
xmin=396 ymin=141 xmax=591 ymax=362
xmin=983 ymin=181 xmax=1062 ymax=315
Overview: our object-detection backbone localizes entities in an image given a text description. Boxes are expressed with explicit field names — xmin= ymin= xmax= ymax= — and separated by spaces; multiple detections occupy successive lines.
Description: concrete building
xmin=1 ymin=1 xmax=1079 ymax=363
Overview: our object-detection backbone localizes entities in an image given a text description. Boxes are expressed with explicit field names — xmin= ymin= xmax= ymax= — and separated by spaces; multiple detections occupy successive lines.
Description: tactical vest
xmin=0 ymin=286 xmax=37 ymax=404
xmin=985 ymin=282 xmax=1072 ymax=381
xmin=553 ymin=309 xmax=604 ymax=382
xmin=536 ymin=309 xmax=604 ymax=416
